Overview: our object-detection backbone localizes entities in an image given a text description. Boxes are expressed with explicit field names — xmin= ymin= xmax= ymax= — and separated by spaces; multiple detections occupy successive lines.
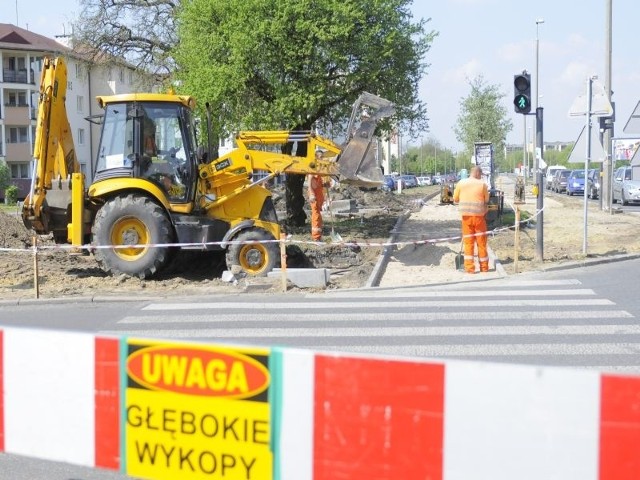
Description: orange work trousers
xmin=461 ymin=215 xmax=489 ymax=273
xmin=310 ymin=184 xmax=324 ymax=241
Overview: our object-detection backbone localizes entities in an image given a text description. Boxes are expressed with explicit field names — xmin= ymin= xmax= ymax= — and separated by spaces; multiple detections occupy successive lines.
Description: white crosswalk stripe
xmin=102 ymin=279 xmax=640 ymax=372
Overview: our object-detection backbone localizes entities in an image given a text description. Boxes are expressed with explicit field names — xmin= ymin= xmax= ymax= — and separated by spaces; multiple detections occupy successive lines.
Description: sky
xmin=3 ymin=0 xmax=639 ymax=152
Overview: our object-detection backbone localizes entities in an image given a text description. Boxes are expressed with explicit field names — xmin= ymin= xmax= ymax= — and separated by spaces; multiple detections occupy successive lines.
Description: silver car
xmin=552 ymin=169 xmax=570 ymax=193
xmin=612 ymin=166 xmax=640 ymax=205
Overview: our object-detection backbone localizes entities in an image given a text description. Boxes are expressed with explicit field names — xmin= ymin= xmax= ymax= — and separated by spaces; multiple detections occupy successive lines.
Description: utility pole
xmin=523 ymin=116 xmax=527 ymax=179
xmin=535 ymin=18 xmax=545 ymax=261
xmin=602 ymin=0 xmax=613 ymax=211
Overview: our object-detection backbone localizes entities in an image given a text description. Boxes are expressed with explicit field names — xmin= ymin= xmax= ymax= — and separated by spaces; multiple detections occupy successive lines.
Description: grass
xmin=501 ymin=207 xmax=533 ymax=227
xmin=0 ymin=203 xmax=21 ymax=215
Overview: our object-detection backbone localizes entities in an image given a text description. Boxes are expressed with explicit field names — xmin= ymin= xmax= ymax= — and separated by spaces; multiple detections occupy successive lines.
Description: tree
xmin=0 ymin=163 xmax=10 ymax=194
xmin=544 ymin=146 xmax=573 ymax=166
xmin=174 ymin=0 xmax=436 ymax=226
xmin=454 ymin=76 xmax=513 ymax=168
xmin=72 ymin=0 xmax=178 ymax=76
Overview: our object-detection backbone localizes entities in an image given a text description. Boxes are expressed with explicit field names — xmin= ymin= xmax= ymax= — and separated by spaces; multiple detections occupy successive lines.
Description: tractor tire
xmin=225 ymin=228 xmax=279 ymax=277
xmin=92 ymin=193 xmax=175 ymax=279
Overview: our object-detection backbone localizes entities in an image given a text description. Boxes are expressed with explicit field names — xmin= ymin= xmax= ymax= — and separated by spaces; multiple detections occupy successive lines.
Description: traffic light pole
xmin=535 ymin=107 xmax=544 ymax=261
xmin=513 ymin=72 xmax=543 ymax=260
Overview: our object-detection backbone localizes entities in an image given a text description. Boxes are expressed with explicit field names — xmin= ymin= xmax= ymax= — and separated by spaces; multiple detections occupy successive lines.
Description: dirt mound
xmin=0 ymin=186 xmax=428 ymax=299
xmin=0 ymin=211 xmax=36 ymax=250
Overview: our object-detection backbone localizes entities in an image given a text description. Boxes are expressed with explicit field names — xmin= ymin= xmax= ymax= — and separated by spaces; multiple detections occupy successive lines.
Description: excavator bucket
xmin=337 ymin=92 xmax=396 ymax=188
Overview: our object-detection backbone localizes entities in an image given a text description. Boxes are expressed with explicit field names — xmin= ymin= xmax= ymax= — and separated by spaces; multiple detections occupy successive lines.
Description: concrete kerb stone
xmin=365 ymin=190 xmax=507 ymax=288
xmin=365 ymin=210 xmax=411 ymax=288
xmin=537 ymin=251 xmax=640 ymax=273
xmin=268 ymin=267 xmax=331 ymax=288
xmin=0 ymin=295 xmax=166 ymax=306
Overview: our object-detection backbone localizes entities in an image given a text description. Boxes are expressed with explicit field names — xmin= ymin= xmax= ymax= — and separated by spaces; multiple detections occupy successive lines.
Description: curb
xmin=365 ymin=210 xmax=411 ymax=288
xmin=365 ymin=192 xmax=441 ymax=288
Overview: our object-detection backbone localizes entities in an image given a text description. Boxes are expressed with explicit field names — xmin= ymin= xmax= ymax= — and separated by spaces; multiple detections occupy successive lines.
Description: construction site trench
xmin=3 ymin=182 xmax=640 ymax=299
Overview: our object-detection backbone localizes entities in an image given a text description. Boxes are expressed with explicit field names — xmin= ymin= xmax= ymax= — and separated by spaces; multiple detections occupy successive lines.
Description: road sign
xmin=623 ymin=100 xmax=640 ymax=133
xmin=567 ymin=125 xmax=606 ymax=163
xmin=568 ymin=78 xmax=613 ymax=117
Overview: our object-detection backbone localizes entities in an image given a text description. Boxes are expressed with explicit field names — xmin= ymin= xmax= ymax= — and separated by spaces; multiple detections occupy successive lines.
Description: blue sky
xmin=5 ymin=0 xmax=639 ymax=151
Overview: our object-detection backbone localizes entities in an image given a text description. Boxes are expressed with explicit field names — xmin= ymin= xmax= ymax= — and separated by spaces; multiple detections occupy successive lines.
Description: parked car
xmin=391 ymin=175 xmax=404 ymax=189
xmin=381 ymin=175 xmax=395 ymax=192
xmin=587 ymin=168 xmax=600 ymax=199
xmin=566 ymin=169 xmax=585 ymax=196
xmin=612 ymin=166 xmax=640 ymax=205
xmin=546 ymin=165 xmax=566 ymax=190
xmin=401 ymin=174 xmax=418 ymax=188
xmin=552 ymin=169 xmax=570 ymax=193
xmin=417 ymin=176 xmax=432 ymax=186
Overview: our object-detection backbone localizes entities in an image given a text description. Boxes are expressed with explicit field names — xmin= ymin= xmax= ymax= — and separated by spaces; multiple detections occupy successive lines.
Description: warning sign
xmin=124 ymin=340 xmax=272 ymax=480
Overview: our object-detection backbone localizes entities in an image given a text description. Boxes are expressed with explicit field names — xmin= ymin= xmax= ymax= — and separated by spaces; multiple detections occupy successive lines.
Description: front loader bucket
xmin=337 ymin=92 xmax=396 ymax=188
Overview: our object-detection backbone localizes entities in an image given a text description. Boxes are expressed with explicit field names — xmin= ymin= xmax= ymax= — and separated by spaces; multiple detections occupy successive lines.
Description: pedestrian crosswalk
xmin=100 ymin=278 xmax=640 ymax=373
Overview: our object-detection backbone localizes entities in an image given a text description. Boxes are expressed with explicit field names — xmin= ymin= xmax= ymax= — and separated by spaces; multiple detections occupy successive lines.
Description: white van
xmin=545 ymin=165 xmax=565 ymax=190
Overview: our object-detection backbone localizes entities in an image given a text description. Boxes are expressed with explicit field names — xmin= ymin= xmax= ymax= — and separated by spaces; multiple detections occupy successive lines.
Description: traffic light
xmin=513 ymin=73 xmax=531 ymax=114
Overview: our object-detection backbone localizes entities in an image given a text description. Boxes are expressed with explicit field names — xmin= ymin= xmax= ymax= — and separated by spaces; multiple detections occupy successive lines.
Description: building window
xmin=5 ymin=91 xmax=27 ymax=107
xmin=75 ymin=63 xmax=81 ymax=79
xmin=68 ymin=80 xmax=73 ymax=91
xmin=128 ymin=70 xmax=134 ymax=85
xmin=78 ymin=128 xmax=85 ymax=145
xmin=8 ymin=127 xmax=28 ymax=143
xmin=119 ymin=68 xmax=125 ymax=83
xmin=77 ymin=96 xmax=84 ymax=113
xmin=10 ymin=163 xmax=31 ymax=179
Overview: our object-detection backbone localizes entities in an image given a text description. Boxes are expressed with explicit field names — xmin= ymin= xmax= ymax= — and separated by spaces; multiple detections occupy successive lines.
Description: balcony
xmin=5 ymin=143 xmax=31 ymax=161
xmin=3 ymin=105 xmax=30 ymax=124
xmin=2 ymin=69 xmax=35 ymax=84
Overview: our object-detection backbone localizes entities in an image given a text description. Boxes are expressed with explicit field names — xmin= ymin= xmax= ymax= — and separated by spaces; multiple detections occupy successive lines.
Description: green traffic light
xmin=513 ymin=72 xmax=532 ymax=114
xmin=514 ymin=94 xmax=530 ymax=112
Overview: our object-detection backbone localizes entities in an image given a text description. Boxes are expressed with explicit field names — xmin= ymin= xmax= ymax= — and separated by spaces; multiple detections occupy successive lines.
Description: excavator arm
xmin=22 ymin=56 xmax=81 ymax=237
xmin=199 ymin=92 xmax=395 ymax=187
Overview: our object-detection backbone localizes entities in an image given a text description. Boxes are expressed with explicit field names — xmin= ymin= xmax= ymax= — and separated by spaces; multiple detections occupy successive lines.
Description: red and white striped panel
xmin=276 ymin=350 xmax=640 ymax=480
xmin=0 ymin=327 xmax=120 ymax=470
xmin=0 ymin=329 xmax=639 ymax=479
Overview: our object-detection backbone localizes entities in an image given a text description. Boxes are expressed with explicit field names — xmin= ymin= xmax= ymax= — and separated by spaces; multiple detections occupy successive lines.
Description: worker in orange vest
xmin=453 ymin=165 xmax=490 ymax=273
xmin=308 ymin=151 xmax=330 ymax=241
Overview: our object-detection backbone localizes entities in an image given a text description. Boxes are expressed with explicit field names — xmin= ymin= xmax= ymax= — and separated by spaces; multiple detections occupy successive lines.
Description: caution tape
xmin=0 ymin=205 xmax=544 ymax=255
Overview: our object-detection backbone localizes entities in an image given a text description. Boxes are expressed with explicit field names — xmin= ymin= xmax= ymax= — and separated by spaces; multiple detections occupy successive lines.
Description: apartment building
xmin=0 ymin=23 xmax=151 ymax=200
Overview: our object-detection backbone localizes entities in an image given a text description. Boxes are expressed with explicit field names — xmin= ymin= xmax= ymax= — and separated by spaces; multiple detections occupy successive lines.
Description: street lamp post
xmin=535 ymin=18 xmax=545 ymax=261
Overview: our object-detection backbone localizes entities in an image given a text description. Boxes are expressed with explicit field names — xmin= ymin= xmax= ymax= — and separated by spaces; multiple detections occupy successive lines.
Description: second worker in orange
xmin=453 ymin=165 xmax=490 ymax=273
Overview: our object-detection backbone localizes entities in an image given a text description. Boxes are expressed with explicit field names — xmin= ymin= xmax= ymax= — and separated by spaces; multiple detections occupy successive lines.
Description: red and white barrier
xmin=1 ymin=327 xmax=639 ymax=480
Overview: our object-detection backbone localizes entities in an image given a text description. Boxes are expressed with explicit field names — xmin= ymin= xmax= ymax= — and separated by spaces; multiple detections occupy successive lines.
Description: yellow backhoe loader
xmin=22 ymin=56 xmax=395 ymax=278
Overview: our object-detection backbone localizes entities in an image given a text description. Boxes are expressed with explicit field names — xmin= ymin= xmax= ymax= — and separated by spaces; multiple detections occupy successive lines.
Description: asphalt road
xmin=3 ymin=244 xmax=640 ymax=479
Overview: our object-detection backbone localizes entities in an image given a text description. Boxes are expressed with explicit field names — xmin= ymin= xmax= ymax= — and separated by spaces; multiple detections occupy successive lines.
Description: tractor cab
xmin=93 ymin=94 xmax=199 ymax=204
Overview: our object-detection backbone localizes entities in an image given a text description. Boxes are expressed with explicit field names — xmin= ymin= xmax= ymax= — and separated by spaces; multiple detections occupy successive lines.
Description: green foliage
xmin=454 ymin=76 xmax=513 ymax=164
xmin=174 ymin=0 xmax=436 ymax=136
xmin=4 ymin=185 xmax=18 ymax=205
xmin=544 ymin=146 xmax=573 ymax=166
xmin=174 ymin=0 xmax=436 ymax=226
xmin=0 ymin=163 xmax=9 ymax=193
xmin=403 ymin=140 xmax=458 ymax=175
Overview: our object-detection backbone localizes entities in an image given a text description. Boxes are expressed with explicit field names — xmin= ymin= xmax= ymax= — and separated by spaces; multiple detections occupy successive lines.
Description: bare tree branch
xmin=72 ymin=0 xmax=178 ymax=76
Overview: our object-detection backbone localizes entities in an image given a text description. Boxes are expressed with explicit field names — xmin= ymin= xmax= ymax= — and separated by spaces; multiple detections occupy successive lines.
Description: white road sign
xmin=568 ymin=78 xmax=614 ymax=117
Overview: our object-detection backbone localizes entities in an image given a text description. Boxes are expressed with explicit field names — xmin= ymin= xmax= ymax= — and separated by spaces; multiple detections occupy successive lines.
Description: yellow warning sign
xmin=125 ymin=340 xmax=272 ymax=480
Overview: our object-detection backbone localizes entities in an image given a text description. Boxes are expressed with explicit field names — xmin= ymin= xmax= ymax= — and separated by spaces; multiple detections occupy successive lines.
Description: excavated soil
xmin=2 ymin=183 xmax=640 ymax=299
xmin=0 ymin=186 xmax=420 ymax=299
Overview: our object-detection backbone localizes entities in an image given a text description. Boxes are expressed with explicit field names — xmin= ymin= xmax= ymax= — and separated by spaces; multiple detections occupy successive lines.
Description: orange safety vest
xmin=453 ymin=177 xmax=489 ymax=216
